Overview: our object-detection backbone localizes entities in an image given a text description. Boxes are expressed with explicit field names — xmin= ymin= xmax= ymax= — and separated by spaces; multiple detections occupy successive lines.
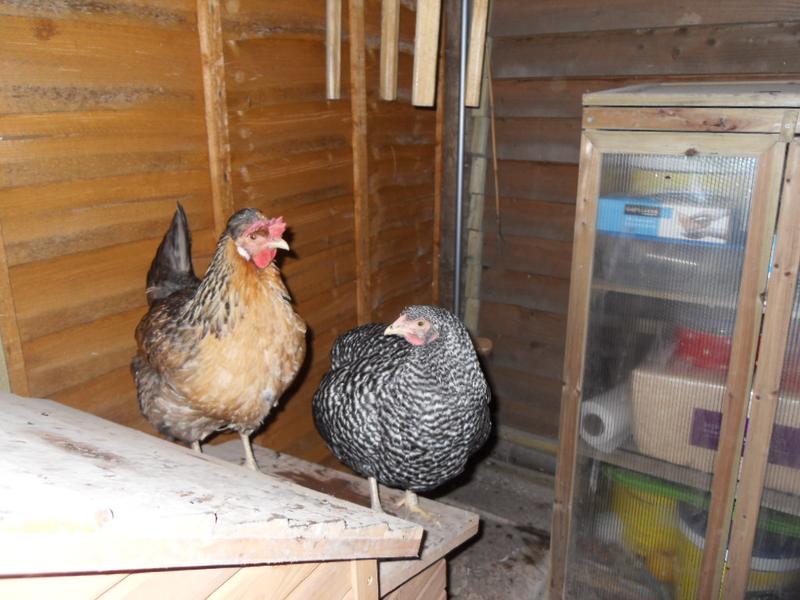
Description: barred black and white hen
xmin=313 ymin=305 xmax=491 ymax=515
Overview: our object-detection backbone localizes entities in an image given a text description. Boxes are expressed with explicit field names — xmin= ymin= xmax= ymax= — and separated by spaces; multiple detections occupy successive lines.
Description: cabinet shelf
xmin=592 ymin=279 xmax=739 ymax=309
xmin=582 ymin=442 xmax=800 ymax=517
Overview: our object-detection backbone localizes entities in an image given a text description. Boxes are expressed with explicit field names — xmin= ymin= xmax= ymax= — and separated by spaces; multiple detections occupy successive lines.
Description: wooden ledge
xmin=0 ymin=394 xmax=423 ymax=576
xmin=207 ymin=441 xmax=480 ymax=596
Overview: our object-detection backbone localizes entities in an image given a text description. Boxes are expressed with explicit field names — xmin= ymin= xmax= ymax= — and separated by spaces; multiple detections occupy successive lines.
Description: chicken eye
xmin=417 ymin=320 xmax=424 ymax=327
xmin=249 ymin=233 xmax=257 ymax=241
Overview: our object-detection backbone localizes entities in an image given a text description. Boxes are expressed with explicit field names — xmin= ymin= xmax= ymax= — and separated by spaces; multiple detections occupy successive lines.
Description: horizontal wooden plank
xmin=490 ymin=0 xmax=800 ymax=37
xmin=489 ymin=334 xmax=566 ymax=380
xmin=485 ymin=197 xmax=575 ymax=242
xmin=493 ymin=22 xmax=800 ymax=79
xmin=0 ymin=0 xmax=196 ymax=29
xmin=494 ymin=117 xmax=581 ymax=163
xmin=483 ymin=232 xmax=573 ymax=279
xmin=479 ymin=269 xmax=570 ymax=315
xmin=10 ymin=230 xmax=216 ymax=342
xmin=371 ymin=278 xmax=434 ymax=323
xmin=478 ymin=300 xmax=568 ymax=348
xmin=371 ymin=256 xmax=433 ymax=309
xmin=0 ymin=16 xmax=203 ymax=89
xmin=3 ymin=188 xmax=213 ymax=267
xmin=491 ymin=160 xmax=579 ymax=205
xmin=491 ymin=366 xmax=562 ymax=439
xmin=224 ymin=38 xmax=327 ymax=92
xmin=583 ymin=105 xmax=787 ymax=133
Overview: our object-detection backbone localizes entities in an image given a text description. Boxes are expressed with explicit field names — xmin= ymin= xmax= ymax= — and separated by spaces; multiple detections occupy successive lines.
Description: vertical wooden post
xmin=464 ymin=0 xmax=489 ymax=107
xmin=350 ymin=559 xmax=378 ymax=599
xmin=412 ymin=0 xmax=442 ymax=106
xmin=197 ymin=0 xmax=234 ymax=236
xmin=349 ymin=0 xmax=371 ymax=324
xmin=326 ymin=0 xmax=342 ymax=100
xmin=0 ymin=220 xmax=28 ymax=395
xmin=697 ymin=140 xmax=786 ymax=600
xmin=432 ymin=13 xmax=446 ymax=305
xmin=548 ymin=133 xmax=602 ymax=599
xmin=721 ymin=141 xmax=800 ymax=599
xmin=379 ymin=0 xmax=400 ymax=101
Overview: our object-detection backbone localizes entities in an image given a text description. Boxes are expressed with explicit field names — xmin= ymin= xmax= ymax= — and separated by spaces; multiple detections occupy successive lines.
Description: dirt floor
xmin=434 ymin=457 xmax=554 ymax=599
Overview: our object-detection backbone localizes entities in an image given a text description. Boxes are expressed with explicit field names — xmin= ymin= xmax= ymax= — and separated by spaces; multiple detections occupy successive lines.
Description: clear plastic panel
xmin=565 ymin=152 xmax=758 ymax=599
xmin=743 ymin=282 xmax=800 ymax=598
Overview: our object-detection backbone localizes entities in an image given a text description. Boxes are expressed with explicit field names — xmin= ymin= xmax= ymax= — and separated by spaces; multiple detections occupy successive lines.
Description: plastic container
xmin=674 ymin=503 xmax=800 ymax=600
xmin=674 ymin=305 xmax=736 ymax=371
xmin=607 ymin=467 xmax=706 ymax=583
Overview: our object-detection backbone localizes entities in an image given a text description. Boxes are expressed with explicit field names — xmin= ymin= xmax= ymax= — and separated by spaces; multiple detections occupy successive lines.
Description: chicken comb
xmin=243 ymin=216 xmax=286 ymax=239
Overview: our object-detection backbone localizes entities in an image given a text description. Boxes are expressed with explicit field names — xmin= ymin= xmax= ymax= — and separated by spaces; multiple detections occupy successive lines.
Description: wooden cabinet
xmin=549 ymin=82 xmax=800 ymax=600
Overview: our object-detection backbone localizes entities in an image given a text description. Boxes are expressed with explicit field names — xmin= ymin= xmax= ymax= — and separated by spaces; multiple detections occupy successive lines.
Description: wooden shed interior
xmin=3 ymin=0 xmax=800 ymax=598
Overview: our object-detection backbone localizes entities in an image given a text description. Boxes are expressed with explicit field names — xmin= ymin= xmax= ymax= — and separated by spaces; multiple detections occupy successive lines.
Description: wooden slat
xmin=480 ymin=269 xmax=570 ymax=315
xmin=484 ymin=197 xmax=575 ymax=242
xmin=411 ymin=0 xmax=442 ymax=106
xmin=478 ymin=300 xmax=567 ymax=348
xmin=326 ymin=0 xmax=342 ymax=99
xmin=548 ymin=133 xmax=601 ymax=599
xmin=492 ymin=22 xmax=800 ymax=79
xmin=432 ymin=16 xmax=445 ymax=304
xmin=465 ymin=0 xmax=489 ymax=107
xmin=482 ymin=233 xmax=573 ymax=279
xmin=494 ymin=117 xmax=581 ymax=163
xmin=490 ymin=0 xmax=800 ymax=37
xmin=350 ymin=560 xmax=378 ymax=600
xmin=383 ymin=559 xmax=445 ymax=600
xmin=0 ymin=573 xmax=127 ymax=599
xmin=197 ymin=0 xmax=234 ymax=235
xmin=697 ymin=140 xmax=786 ymax=599
xmin=722 ymin=141 xmax=800 ymax=599
xmin=583 ymin=106 xmax=787 ymax=134
xmin=100 ymin=567 xmax=237 ymax=599
xmin=349 ymin=0 xmax=371 ymax=324
xmin=380 ymin=0 xmax=400 ymax=100
xmin=0 ymin=220 xmax=28 ymax=394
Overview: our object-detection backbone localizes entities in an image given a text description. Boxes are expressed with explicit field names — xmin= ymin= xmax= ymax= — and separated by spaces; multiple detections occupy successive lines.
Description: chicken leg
xmin=240 ymin=432 xmax=259 ymax=471
xmin=191 ymin=440 xmax=202 ymax=453
xmin=396 ymin=489 xmax=436 ymax=521
xmin=368 ymin=476 xmax=383 ymax=512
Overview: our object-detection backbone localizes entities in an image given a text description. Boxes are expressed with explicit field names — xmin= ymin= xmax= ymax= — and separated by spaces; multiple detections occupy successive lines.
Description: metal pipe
xmin=453 ymin=0 xmax=468 ymax=317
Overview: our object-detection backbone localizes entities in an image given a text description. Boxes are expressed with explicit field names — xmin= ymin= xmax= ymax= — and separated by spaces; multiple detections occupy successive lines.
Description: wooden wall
xmin=451 ymin=0 xmax=800 ymax=442
xmin=0 ymin=0 xmax=438 ymax=464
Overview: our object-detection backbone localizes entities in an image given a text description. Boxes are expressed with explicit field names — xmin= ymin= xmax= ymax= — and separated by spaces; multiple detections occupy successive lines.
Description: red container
xmin=675 ymin=325 xmax=732 ymax=370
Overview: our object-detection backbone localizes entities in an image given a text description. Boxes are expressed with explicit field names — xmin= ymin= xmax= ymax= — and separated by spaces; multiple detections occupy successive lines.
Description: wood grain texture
xmin=464 ymin=0 xmax=489 ymax=107
xmin=411 ymin=0 xmax=441 ymax=106
xmin=722 ymin=141 xmax=800 ymax=600
xmin=490 ymin=0 xmax=800 ymax=37
xmin=326 ymin=0 xmax=342 ymax=99
xmin=380 ymin=0 xmax=400 ymax=100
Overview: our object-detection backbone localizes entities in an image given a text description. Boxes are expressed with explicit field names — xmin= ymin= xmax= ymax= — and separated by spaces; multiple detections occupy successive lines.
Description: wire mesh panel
xmin=739 ymin=283 xmax=800 ymax=598
xmin=564 ymin=151 xmax=758 ymax=599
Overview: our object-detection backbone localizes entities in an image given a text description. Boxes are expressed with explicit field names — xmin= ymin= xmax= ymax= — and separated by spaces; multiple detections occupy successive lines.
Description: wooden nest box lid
xmin=0 ymin=394 xmax=423 ymax=577
xmin=584 ymin=80 xmax=800 ymax=108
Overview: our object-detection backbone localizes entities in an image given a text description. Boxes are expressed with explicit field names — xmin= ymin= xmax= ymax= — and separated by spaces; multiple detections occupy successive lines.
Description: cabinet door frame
xmin=548 ymin=128 xmax=786 ymax=600
xmin=722 ymin=140 xmax=800 ymax=599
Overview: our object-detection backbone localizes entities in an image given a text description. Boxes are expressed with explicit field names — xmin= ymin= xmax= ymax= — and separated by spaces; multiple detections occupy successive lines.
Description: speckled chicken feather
xmin=132 ymin=206 xmax=306 ymax=446
xmin=313 ymin=306 xmax=491 ymax=492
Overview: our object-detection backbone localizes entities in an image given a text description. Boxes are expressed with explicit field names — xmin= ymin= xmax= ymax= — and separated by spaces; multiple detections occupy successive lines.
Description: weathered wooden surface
xmin=207 ymin=441 xmax=479 ymax=597
xmin=0 ymin=394 xmax=422 ymax=576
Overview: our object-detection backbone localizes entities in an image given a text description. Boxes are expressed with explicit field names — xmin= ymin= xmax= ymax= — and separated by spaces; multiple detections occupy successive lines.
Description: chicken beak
xmin=267 ymin=238 xmax=290 ymax=251
xmin=384 ymin=315 xmax=408 ymax=336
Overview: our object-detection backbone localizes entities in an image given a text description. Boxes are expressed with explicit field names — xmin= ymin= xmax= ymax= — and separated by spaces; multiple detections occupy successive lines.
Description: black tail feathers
xmin=145 ymin=203 xmax=200 ymax=305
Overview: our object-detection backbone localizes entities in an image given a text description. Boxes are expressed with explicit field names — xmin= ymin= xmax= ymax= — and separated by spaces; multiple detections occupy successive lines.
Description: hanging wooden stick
xmin=326 ymin=0 xmax=342 ymax=99
xmin=412 ymin=0 xmax=442 ymax=106
xmin=465 ymin=0 xmax=489 ymax=107
xmin=380 ymin=0 xmax=400 ymax=101
xmin=488 ymin=60 xmax=502 ymax=242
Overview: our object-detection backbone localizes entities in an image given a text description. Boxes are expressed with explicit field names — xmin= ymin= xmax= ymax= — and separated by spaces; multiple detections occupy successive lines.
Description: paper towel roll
xmin=580 ymin=385 xmax=632 ymax=453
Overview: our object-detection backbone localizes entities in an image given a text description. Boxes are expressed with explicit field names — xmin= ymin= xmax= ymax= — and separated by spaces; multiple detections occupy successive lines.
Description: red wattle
xmin=253 ymin=249 xmax=275 ymax=269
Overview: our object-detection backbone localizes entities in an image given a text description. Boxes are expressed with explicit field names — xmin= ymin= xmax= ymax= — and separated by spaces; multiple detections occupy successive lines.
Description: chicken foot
xmin=240 ymin=432 xmax=259 ymax=471
xmin=396 ymin=489 xmax=436 ymax=522
xmin=191 ymin=440 xmax=202 ymax=453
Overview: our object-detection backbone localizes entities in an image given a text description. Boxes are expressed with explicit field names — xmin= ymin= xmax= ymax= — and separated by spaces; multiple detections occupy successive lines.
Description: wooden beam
xmin=548 ymin=133 xmax=601 ymax=599
xmin=196 ymin=0 xmax=234 ymax=235
xmin=326 ymin=0 xmax=342 ymax=100
xmin=722 ymin=140 xmax=800 ymax=599
xmin=379 ymin=0 xmax=400 ymax=101
xmin=412 ymin=0 xmax=442 ymax=107
xmin=465 ymin=0 xmax=489 ymax=107
xmin=697 ymin=140 xmax=786 ymax=600
xmin=0 ymin=219 xmax=28 ymax=394
xmin=350 ymin=560 xmax=378 ymax=599
xmin=349 ymin=0 xmax=371 ymax=323
xmin=432 ymin=13 xmax=446 ymax=304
